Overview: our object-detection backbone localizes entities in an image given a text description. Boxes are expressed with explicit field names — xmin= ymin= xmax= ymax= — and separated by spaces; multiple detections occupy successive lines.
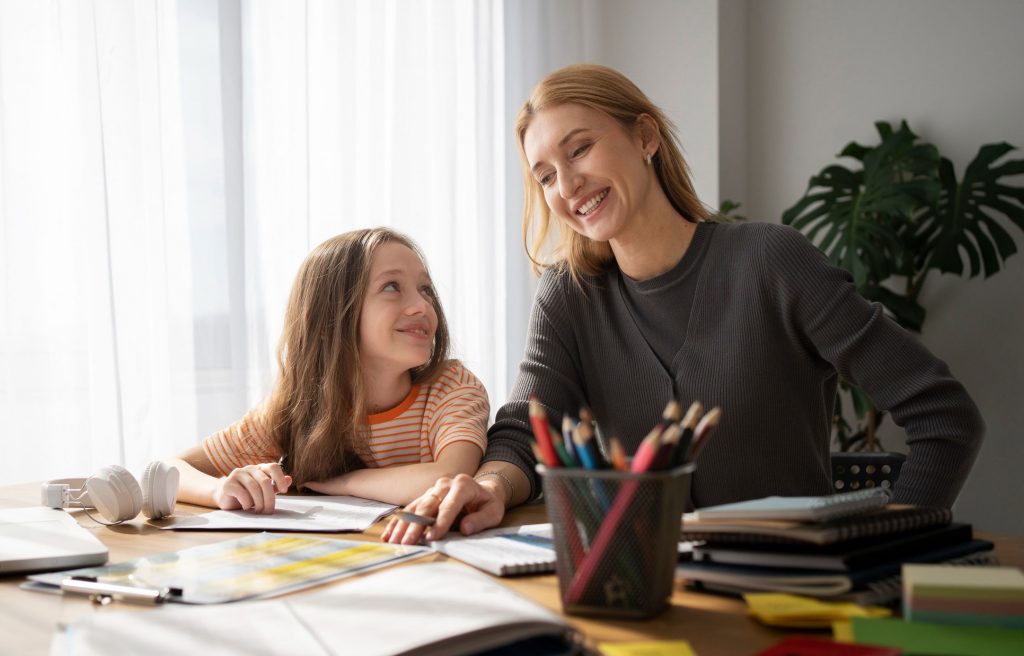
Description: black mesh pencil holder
xmin=538 ymin=464 xmax=693 ymax=619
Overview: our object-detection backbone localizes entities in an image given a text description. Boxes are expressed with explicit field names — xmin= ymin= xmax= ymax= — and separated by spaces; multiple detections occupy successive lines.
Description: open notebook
xmin=428 ymin=523 xmax=556 ymax=576
xmin=51 ymin=563 xmax=579 ymax=656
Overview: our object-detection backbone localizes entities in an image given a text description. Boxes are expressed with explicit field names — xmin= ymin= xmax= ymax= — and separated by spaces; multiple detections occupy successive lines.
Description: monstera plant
xmin=782 ymin=121 xmax=1024 ymax=451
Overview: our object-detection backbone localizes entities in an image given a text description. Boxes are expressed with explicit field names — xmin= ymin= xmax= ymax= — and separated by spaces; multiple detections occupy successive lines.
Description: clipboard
xmin=26 ymin=532 xmax=429 ymax=604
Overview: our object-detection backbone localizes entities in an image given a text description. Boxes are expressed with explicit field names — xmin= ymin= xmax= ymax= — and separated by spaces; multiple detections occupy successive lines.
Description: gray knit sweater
xmin=484 ymin=221 xmax=983 ymax=509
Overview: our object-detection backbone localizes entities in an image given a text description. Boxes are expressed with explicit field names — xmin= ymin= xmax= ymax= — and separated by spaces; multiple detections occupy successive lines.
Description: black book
xmin=677 ymin=538 xmax=995 ymax=598
xmin=692 ymin=523 xmax=973 ymax=572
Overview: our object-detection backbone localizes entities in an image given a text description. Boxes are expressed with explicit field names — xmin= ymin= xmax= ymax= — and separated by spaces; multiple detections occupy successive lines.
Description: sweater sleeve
xmin=484 ymin=267 xmax=587 ymax=501
xmin=763 ymin=225 xmax=984 ymax=508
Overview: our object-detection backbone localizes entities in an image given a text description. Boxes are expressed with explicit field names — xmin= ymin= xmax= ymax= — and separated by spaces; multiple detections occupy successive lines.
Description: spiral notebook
xmin=428 ymin=524 xmax=555 ymax=576
xmin=693 ymin=488 xmax=892 ymax=522
xmin=681 ymin=506 xmax=953 ymax=546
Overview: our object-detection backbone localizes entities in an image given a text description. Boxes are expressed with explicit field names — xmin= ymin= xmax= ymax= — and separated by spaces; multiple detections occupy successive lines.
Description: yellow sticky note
xmin=598 ymin=640 xmax=696 ymax=656
xmin=744 ymin=593 xmax=891 ymax=628
xmin=833 ymin=620 xmax=854 ymax=641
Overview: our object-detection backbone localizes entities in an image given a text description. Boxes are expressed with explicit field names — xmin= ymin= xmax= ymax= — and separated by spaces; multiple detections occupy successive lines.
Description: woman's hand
xmin=381 ymin=473 xmax=507 ymax=545
xmin=212 ymin=462 xmax=291 ymax=514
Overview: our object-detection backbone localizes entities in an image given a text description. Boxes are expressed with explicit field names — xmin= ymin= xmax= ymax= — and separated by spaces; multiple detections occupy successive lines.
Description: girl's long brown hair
xmin=264 ymin=228 xmax=452 ymax=487
xmin=515 ymin=64 xmax=712 ymax=283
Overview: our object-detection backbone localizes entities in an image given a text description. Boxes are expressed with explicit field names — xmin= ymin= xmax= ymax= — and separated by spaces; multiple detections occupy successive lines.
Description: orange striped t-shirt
xmin=202 ymin=362 xmax=489 ymax=475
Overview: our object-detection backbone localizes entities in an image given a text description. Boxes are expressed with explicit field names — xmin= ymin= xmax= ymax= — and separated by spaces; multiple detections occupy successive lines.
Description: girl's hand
xmin=381 ymin=474 xmax=506 ymax=545
xmin=212 ymin=462 xmax=291 ymax=514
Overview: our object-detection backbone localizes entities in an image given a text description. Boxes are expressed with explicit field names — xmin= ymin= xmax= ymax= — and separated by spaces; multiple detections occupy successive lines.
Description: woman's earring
xmin=645 ymin=153 xmax=653 ymax=166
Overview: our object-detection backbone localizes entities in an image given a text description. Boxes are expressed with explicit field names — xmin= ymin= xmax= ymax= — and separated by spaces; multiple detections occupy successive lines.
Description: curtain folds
xmin=0 ymin=0 xmax=507 ymax=483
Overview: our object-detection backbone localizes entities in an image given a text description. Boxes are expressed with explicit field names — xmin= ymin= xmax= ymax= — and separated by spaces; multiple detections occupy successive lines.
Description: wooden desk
xmin=2 ymin=482 xmax=1021 ymax=655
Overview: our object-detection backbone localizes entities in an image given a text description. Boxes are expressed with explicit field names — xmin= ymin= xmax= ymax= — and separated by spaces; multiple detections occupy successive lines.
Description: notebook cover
xmin=692 ymin=523 xmax=972 ymax=572
xmin=678 ymin=539 xmax=995 ymax=595
xmin=696 ymin=488 xmax=891 ymax=523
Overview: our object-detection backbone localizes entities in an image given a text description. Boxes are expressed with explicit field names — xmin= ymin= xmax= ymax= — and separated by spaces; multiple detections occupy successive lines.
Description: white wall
xmin=591 ymin=0 xmax=721 ymax=206
xmin=576 ymin=0 xmax=1023 ymax=533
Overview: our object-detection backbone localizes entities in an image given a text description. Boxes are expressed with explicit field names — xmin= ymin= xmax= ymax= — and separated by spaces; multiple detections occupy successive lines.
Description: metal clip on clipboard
xmin=60 ymin=576 xmax=176 ymax=605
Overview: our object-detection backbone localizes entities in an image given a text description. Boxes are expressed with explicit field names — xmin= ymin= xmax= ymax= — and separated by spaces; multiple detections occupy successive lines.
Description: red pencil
xmin=528 ymin=395 xmax=562 ymax=468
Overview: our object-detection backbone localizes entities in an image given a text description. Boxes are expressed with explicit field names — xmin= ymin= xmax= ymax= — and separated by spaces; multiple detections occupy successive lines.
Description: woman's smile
xmin=573 ymin=188 xmax=610 ymax=218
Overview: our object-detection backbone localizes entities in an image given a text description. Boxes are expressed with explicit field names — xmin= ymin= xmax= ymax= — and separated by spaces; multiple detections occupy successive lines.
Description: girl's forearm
xmin=329 ymin=462 xmax=471 ymax=506
xmin=165 ymin=458 xmax=220 ymax=508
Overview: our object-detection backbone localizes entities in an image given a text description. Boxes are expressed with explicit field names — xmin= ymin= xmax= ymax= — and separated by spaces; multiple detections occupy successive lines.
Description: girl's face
xmin=359 ymin=242 xmax=438 ymax=378
xmin=522 ymin=103 xmax=654 ymax=244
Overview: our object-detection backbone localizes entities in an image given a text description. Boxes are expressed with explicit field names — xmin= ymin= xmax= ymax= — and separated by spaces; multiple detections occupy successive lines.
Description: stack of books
xmin=903 ymin=564 xmax=1024 ymax=628
xmin=677 ymin=488 xmax=996 ymax=605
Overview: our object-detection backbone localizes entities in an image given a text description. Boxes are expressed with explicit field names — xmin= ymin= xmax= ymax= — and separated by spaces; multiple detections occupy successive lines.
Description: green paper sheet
xmin=850 ymin=617 xmax=1024 ymax=656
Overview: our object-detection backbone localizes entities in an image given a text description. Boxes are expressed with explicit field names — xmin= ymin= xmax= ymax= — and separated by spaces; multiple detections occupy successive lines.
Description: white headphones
xmin=41 ymin=462 xmax=179 ymax=524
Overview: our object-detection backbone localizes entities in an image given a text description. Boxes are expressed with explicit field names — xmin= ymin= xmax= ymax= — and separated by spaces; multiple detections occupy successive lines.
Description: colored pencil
xmin=671 ymin=401 xmax=704 ymax=466
xmin=528 ymin=396 xmax=562 ymax=467
xmin=661 ymin=399 xmax=682 ymax=423
xmin=609 ymin=437 xmax=628 ymax=472
xmin=688 ymin=406 xmax=721 ymax=461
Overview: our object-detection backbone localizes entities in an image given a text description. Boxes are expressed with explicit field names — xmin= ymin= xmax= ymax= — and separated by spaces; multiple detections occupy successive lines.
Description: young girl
xmin=169 ymin=228 xmax=489 ymax=513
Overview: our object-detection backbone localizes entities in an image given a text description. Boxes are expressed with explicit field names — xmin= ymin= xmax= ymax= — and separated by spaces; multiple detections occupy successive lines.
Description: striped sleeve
xmin=427 ymin=364 xmax=489 ymax=460
xmin=201 ymin=404 xmax=281 ymax=476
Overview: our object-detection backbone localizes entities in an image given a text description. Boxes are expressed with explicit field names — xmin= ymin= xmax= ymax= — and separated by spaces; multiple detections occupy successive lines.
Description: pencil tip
xmin=662 ymin=399 xmax=682 ymax=422
xmin=682 ymin=400 xmax=704 ymax=429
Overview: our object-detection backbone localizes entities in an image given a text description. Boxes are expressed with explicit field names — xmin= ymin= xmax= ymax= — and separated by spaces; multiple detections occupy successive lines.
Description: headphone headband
xmin=39 ymin=464 xmax=177 ymax=523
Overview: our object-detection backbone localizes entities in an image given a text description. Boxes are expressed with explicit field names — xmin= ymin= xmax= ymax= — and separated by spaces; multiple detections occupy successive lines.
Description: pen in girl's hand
xmin=271 ymin=455 xmax=291 ymax=490
xmin=395 ymin=509 xmax=436 ymax=526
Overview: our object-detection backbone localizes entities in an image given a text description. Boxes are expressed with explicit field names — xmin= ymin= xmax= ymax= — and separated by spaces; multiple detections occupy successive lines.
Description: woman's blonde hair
xmin=515 ymin=64 xmax=711 ymax=281
xmin=264 ymin=227 xmax=452 ymax=487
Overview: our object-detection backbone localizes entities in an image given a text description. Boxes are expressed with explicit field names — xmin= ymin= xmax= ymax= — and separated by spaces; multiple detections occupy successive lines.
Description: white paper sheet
xmin=159 ymin=496 xmax=396 ymax=532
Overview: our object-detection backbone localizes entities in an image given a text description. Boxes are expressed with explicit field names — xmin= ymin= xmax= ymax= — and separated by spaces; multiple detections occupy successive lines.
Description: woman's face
xmin=522 ymin=103 xmax=652 ymax=244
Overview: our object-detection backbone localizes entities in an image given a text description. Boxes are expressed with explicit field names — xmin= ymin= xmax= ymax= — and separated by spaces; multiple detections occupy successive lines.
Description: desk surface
xmin=2 ymin=483 xmax=1021 ymax=656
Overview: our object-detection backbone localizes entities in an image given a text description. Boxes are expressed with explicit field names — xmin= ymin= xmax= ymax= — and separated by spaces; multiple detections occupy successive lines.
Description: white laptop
xmin=0 ymin=507 xmax=108 ymax=575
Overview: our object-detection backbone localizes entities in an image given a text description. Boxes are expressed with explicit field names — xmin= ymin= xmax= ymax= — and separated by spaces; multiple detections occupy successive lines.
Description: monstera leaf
xmin=782 ymin=121 xmax=940 ymax=290
xmin=916 ymin=143 xmax=1024 ymax=278
xmin=780 ymin=120 xmax=1024 ymax=452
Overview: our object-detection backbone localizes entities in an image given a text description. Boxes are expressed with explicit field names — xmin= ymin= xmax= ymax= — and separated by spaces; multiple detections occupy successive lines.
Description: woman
xmin=383 ymin=64 xmax=983 ymax=544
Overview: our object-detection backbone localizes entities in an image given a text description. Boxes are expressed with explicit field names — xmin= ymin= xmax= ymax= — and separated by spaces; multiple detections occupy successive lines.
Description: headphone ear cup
xmin=90 ymin=465 xmax=143 ymax=523
xmin=140 ymin=461 xmax=178 ymax=520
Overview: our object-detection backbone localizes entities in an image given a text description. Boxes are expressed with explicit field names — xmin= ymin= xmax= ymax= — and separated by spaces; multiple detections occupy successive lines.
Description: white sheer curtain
xmin=240 ymin=0 xmax=507 ymax=409
xmin=0 ymin=0 xmax=506 ymax=484
xmin=0 ymin=0 xmax=198 ymax=483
